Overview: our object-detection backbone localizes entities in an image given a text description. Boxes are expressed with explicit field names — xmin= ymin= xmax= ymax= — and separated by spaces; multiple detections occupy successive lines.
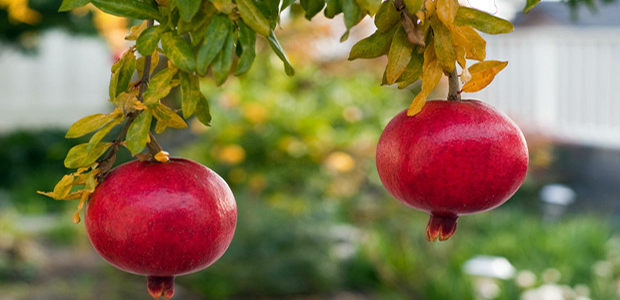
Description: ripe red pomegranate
xmin=85 ymin=158 xmax=237 ymax=299
xmin=376 ymin=100 xmax=528 ymax=241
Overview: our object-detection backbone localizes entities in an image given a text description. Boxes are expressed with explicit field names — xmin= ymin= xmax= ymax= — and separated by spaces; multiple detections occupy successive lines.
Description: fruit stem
xmin=447 ymin=67 xmax=461 ymax=102
xmin=426 ymin=214 xmax=458 ymax=242
xmin=147 ymin=276 xmax=175 ymax=299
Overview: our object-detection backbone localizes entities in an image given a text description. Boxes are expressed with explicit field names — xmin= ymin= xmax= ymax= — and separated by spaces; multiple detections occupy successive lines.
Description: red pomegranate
xmin=376 ymin=100 xmax=528 ymax=241
xmin=85 ymin=158 xmax=237 ymax=299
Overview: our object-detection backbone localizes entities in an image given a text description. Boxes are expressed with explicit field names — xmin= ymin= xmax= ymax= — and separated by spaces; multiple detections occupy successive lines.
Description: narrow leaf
xmin=454 ymin=7 xmax=514 ymax=34
xmin=179 ymin=72 xmax=199 ymax=118
xmin=396 ymin=49 xmax=424 ymax=89
xmin=161 ymin=32 xmax=196 ymax=73
xmin=324 ymin=0 xmax=342 ymax=18
xmin=143 ymin=67 xmax=179 ymax=107
xmin=87 ymin=115 xmax=124 ymax=150
xmin=197 ymin=14 xmax=232 ymax=75
xmin=524 ymin=0 xmax=541 ymax=13
xmin=341 ymin=0 xmax=363 ymax=30
xmin=408 ymin=42 xmax=442 ymax=116
xmin=348 ymin=26 xmax=397 ymax=60
xmin=452 ymin=25 xmax=486 ymax=61
xmin=152 ymin=103 xmax=188 ymax=133
xmin=374 ymin=0 xmax=400 ymax=33
xmin=212 ymin=32 xmax=235 ymax=86
xmin=52 ymin=174 xmax=78 ymax=200
xmin=267 ymin=30 xmax=295 ymax=76
xmin=125 ymin=111 xmax=153 ymax=154
xmin=436 ymin=0 xmax=458 ymax=28
xmin=385 ymin=26 xmax=413 ymax=85
xmin=461 ymin=60 xmax=508 ymax=93
xmin=301 ymin=0 xmax=326 ymax=20
xmin=234 ymin=20 xmax=257 ymax=76
xmin=64 ymin=142 xmax=112 ymax=169
xmin=177 ymin=0 xmax=201 ymax=22
xmin=91 ymin=0 xmax=160 ymax=20
xmin=136 ymin=26 xmax=161 ymax=56
xmin=237 ymin=0 xmax=271 ymax=36
xmin=66 ymin=114 xmax=114 ymax=138
xmin=430 ymin=15 xmax=456 ymax=73
xmin=115 ymin=50 xmax=137 ymax=97
xmin=59 ymin=0 xmax=91 ymax=12
xmin=194 ymin=96 xmax=212 ymax=126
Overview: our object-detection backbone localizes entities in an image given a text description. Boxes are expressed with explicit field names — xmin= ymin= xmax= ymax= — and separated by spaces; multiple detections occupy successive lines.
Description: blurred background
xmin=2 ymin=0 xmax=620 ymax=299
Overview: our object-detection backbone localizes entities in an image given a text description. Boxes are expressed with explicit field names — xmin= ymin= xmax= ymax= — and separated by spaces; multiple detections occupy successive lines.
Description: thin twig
xmin=447 ymin=67 xmax=461 ymax=101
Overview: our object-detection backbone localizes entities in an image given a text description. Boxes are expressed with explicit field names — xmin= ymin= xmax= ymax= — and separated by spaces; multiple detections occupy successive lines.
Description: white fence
xmin=468 ymin=26 xmax=620 ymax=149
xmin=0 ymin=30 xmax=111 ymax=132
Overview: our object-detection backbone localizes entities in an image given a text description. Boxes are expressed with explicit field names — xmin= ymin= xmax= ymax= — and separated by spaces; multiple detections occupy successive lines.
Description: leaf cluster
xmin=349 ymin=0 xmax=532 ymax=115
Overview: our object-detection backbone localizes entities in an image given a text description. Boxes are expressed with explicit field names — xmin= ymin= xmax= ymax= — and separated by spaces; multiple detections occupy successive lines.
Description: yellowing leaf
xmin=396 ymin=50 xmax=424 ymax=89
xmin=452 ymin=25 xmax=486 ymax=61
xmin=454 ymin=7 xmax=514 ymax=35
xmin=408 ymin=42 xmax=442 ymax=116
xmin=65 ymin=113 xmax=114 ymax=138
xmin=404 ymin=0 xmax=424 ymax=13
xmin=64 ymin=142 xmax=112 ymax=169
xmin=461 ymin=60 xmax=508 ymax=93
xmin=161 ymin=32 xmax=196 ymax=73
xmin=52 ymin=174 xmax=77 ymax=200
xmin=430 ymin=15 xmax=456 ymax=73
xmin=151 ymin=103 xmax=188 ymax=133
xmin=125 ymin=20 xmax=148 ymax=41
xmin=385 ymin=27 xmax=413 ymax=85
xmin=436 ymin=0 xmax=458 ymax=28
xmin=237 ymin=0 xmax=271 ymax=36
xmin=143 ymin=67 xmax=179 ymax=107
xmin=211 ymin=0 xmax=234 ymax=14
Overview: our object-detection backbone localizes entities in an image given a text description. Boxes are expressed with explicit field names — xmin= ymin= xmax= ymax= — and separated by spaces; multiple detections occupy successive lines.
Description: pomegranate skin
xmin=376 ymin=100 xmax=528 ymax=241
xmin=85 ymin=158 xmax=236 ymax=297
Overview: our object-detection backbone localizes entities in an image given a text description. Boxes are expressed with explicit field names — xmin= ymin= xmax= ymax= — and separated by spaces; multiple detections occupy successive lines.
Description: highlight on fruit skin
xmin=85 ymin=158 xmax=237 ymax=299
xmin=376 ymin=99 xmax=529 ymax=241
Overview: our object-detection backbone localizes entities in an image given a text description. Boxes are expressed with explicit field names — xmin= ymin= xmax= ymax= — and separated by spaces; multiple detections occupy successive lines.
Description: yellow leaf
xmin=408 ymin=43 xmax=442 ymax=116
xmin=461 ymin=60 xmax=508 ymax=93
xmin=151 ymin=103 xmax=188 ymax=134
xmin=65 ymin=113 xmax=114 ymax=138
xmin=436 ymin=0 xmax=459 ymax=28
xmin=52 ymin=174 xmax=78 ymax=200
xmin=125 ymin=20 xmax=148 ymax=41
xmin=452 ymin=25 xmax=486 ymax=61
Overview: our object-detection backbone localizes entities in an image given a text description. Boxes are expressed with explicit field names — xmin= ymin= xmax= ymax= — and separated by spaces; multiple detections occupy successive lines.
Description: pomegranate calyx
xmin=147 ymin=276 xmax=175 ymax=299
xmin=426 ymin=214 xmax=458 ymax=242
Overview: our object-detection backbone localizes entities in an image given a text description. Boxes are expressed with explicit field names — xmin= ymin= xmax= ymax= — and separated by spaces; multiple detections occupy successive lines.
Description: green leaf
xmin=143 ymin=67 xmax=180 ymax=107
xmin=87 ymin=116 xmax=124 ymax=151
xmin=403 ymin=0 xmax=423 ymax=13
xmin=355 ymin=0 xmax=380 ymax=15
xmin=374 ymin=0 xmax=400 ymax=33
xmin=454 ymin=7 xmax=514 ymax=35
xmin=59 ymin=0 xmax=91 ymax=12
xmin=66 ymin=114 xmax=114 ymax=138
xmin=194 ymin=95 xmax=212 ymax=127
xmin=237 ymin=0 xmax=271 ymax=36
xmin=324 ymin=0 xmax=342 ymax=18
xmin=136 ymin=25 xmax=161 ymax=56
xmin=385 ymin=26 xmax=413 ymax=85
xmin=348 ymin=26 xmax=397 ymax=60
xmin=179 ymin=72 xmax=199 ymax=118
xmin=211 ymin=0 xmax=234 ymax=14
xmin=115 ymin=50 xmax=137 ymax=97
xmin=197 ymin=14 xmax=232 ymax=75
xmin=431 ymin=15 xmax=456 ymax=73
xmin=267 ymin=30 xmax=295 ymax=76
xmin=65 ymin=142 xmax=112 ymax=169
xmin=524 ymin=0 xmax=541 ymax=13
xmin=212 ymin=32 xmax=235 ymax=86
xmin=234 ymin=20 xmax=257 ymax=76
xmin=161 ymin=32 xmax=196 ymax=73
xmin=341 ymin=0 xmax=363 ymax=30
xmin=152 ymin=103 xmax=188 ymax=133
xmin=177 ymin=0 xmax=201 ymax=22
xmin=301 ymin=0 xmax=326 ymax=20
xmin=91 ymin=0 xmax=160 ymax=20
xmin=396 ymin=49 xmax=423 ymax=89
xmin=125 ymin=111 xmax=153 ymax=154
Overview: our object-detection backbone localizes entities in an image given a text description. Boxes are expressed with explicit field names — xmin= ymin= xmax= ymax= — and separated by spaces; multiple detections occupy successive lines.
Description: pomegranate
xmin=85 ymin=158 xmax=237 ymax=299
xmin=376 ymin=100 xmax=528 ymax=241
